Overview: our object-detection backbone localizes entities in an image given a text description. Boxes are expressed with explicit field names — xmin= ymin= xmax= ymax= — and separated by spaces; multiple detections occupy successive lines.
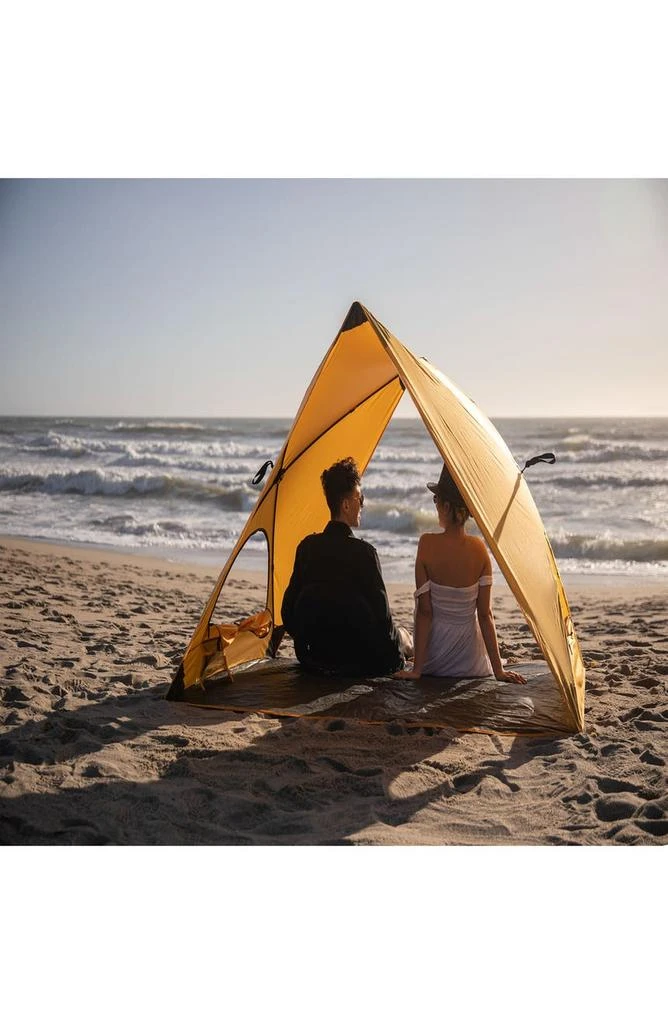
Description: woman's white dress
xmin=415 ymin=575 xmax=493 ymax=677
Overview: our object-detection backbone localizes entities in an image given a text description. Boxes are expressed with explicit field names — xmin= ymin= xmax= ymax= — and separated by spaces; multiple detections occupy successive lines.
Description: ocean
xmin=1 ymin=416 xmax=667 ymax=582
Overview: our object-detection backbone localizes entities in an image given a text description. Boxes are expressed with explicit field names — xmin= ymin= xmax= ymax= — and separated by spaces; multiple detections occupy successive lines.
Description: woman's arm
xmin=394 ymin=537 xmax=432 ymax=680
xmin=476 ymin=553 xmax=526 ymax=685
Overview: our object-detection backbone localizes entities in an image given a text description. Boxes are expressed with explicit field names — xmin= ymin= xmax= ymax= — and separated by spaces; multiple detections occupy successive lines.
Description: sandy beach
xmin=0 ymin=535 xmax=665 ymax=846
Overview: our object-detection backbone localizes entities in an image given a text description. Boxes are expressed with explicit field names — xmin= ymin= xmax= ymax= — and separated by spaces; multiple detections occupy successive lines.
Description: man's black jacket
xmin=281 ymin=520 xmax=404 ymax=675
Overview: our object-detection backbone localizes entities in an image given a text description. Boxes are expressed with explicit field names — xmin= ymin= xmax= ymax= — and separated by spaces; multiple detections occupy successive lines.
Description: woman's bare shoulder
xmin=417 ymin=531 xmax=442 ymax=549
xmin=468 ymin=535 xmax=491 ymax=563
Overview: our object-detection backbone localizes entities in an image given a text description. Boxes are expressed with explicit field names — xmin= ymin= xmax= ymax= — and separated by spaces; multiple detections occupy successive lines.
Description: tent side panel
xmin=168 ymin=489 xmax=278 ymax=696
xmin=169 ymin=305 xmax=404 ymax=699
xmin=273 ymin=377 xmax=405 ymax=623
xmin=367 ymin=310 xmax=585 ymax=731
xmin=284 ymin=319 xmax=401 ymax=466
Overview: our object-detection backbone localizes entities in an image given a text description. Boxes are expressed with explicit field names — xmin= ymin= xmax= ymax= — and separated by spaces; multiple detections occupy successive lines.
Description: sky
xmin=1 ymin=177 xmax=666 ymax=419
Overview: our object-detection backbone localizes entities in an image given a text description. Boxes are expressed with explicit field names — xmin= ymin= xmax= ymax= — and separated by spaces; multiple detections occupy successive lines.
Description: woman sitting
xmin=395 ymin=464 xmax=526 ymax=684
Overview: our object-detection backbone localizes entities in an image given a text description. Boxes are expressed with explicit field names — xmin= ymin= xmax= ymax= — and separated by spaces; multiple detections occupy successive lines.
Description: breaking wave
xmin=0 ymin=469 xmax=258 ymax=509
xmin=104 ymin=420 xmax=208 ymax=433
xmin=372 ymin=448 xmax=439 ymax=465
xmin=24 ymin=431 xmax=91 ymax=458
xmin=549 ymin=533 xmax=668 ymax=563
xmin=533 ymin=473 xmax=667 ymax=489
xmin=88 ymin=514 xmax=192 ymax=538
xmin=556 ymin=443 xmax=668 ymax=464
xmin=361 ymin=503 xmax=443 ymax=534
xmin=108 ymin=451 xmax=259 ymax=475
xmin=363 ymin=481 xmax=431 ymax=499
xmin=17 ymin=431 xmax=274 ymax=462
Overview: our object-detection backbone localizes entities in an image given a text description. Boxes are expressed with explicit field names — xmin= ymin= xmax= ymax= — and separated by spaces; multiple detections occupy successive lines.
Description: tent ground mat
xmin=177 ymin=659 xmax=574 ymax=735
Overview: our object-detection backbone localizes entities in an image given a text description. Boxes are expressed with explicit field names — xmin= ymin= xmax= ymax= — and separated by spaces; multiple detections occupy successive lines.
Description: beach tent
xmin=168 ymin=302 xmax=585 ymax=733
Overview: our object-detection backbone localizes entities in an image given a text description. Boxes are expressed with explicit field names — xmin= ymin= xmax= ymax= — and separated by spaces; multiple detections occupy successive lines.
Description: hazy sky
xmin=1 ymin=178 xmax=666 ymax=418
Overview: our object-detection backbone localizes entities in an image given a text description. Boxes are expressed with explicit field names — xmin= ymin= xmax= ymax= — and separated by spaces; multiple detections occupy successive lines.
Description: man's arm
xmin=361 ymin=544 xmax=406 ymax=670
xmin=361 ymin=543 xmax=395 ymax=627
xmin=281 ymin=538 xmax=306 ymax=633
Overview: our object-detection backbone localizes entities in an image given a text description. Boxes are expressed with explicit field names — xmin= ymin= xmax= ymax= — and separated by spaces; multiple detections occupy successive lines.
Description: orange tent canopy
xmin=168 ymin=302 xmax=585 ymax=733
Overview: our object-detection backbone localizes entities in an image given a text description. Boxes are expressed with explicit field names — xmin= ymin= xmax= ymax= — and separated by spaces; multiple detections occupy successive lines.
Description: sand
xmin=0 ymin=535 xmax=666 ymax=845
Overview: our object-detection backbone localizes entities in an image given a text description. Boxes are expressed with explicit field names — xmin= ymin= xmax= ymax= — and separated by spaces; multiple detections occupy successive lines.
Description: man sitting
xmin=281 ymin=457 xmax=412 ymax=676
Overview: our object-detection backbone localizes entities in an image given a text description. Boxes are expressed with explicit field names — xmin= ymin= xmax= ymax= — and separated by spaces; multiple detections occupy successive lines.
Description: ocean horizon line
xmin=3 ymin=413 xmax=668 ymax=422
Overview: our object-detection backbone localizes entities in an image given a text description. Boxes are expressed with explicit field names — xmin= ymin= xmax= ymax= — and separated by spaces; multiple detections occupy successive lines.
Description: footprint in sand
xmin=635 ymin=818 xmax=668 ymax=838
xmin=633 ymin=719 xmax=666 ymax=734
xmin=599 ymin=742 xmax=628 ymax=756
xmin=595 ymin=776 xmax=642 ymax=795
xmin=621 ymin=706 xmax=666 ymax=723
xmin=109 ymin=672 xmax=135 ymax=685
xmin=1 ymin=685 xmax=30 ymax=704
xmin=452 ymin=769 xmax=487 ymax=793
xmin=155 ymin=734 xmax=190 ymax=747
xmin=15 ymin=640 xmax=47 ymax=651
xmin=594 ymin=795 xmax=645 ymax=821
xmin=641 ymin=799 xmax=668 ymax=820
xmin=639 ymin=749 xmax=665 ymax=766
xmin=129 ymin=653 xmax=161 ymax=667
xmin=86 ymin=642 xmax=117 ymax=655
xmin=633 ymin=675 xmax=662 ymax=689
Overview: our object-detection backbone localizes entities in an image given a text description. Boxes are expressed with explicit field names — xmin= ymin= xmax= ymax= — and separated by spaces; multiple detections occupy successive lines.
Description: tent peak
xmin=341 ymin=301 xmax=368 ymax=332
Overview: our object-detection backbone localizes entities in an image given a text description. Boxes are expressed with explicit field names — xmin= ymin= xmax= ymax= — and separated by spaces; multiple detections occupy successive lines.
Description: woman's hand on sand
xmin=496 ymin=668 xmax=527 ymax=685
xmin=394 ymin=667 xmax=422 ymax=680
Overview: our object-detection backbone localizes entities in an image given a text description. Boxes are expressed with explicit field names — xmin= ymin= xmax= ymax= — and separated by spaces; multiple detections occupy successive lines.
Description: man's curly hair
xmin=321 ymin=457 xmax=361 ymax=517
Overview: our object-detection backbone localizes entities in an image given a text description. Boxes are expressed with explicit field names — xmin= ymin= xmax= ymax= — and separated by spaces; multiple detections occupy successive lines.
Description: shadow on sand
xmin=0 ymin=683 xmax=574 ymax=845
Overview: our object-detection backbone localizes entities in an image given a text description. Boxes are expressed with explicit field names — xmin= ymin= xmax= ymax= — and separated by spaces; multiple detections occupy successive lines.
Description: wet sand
xmin=0 ymin=536 xmax=666 ymax=845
